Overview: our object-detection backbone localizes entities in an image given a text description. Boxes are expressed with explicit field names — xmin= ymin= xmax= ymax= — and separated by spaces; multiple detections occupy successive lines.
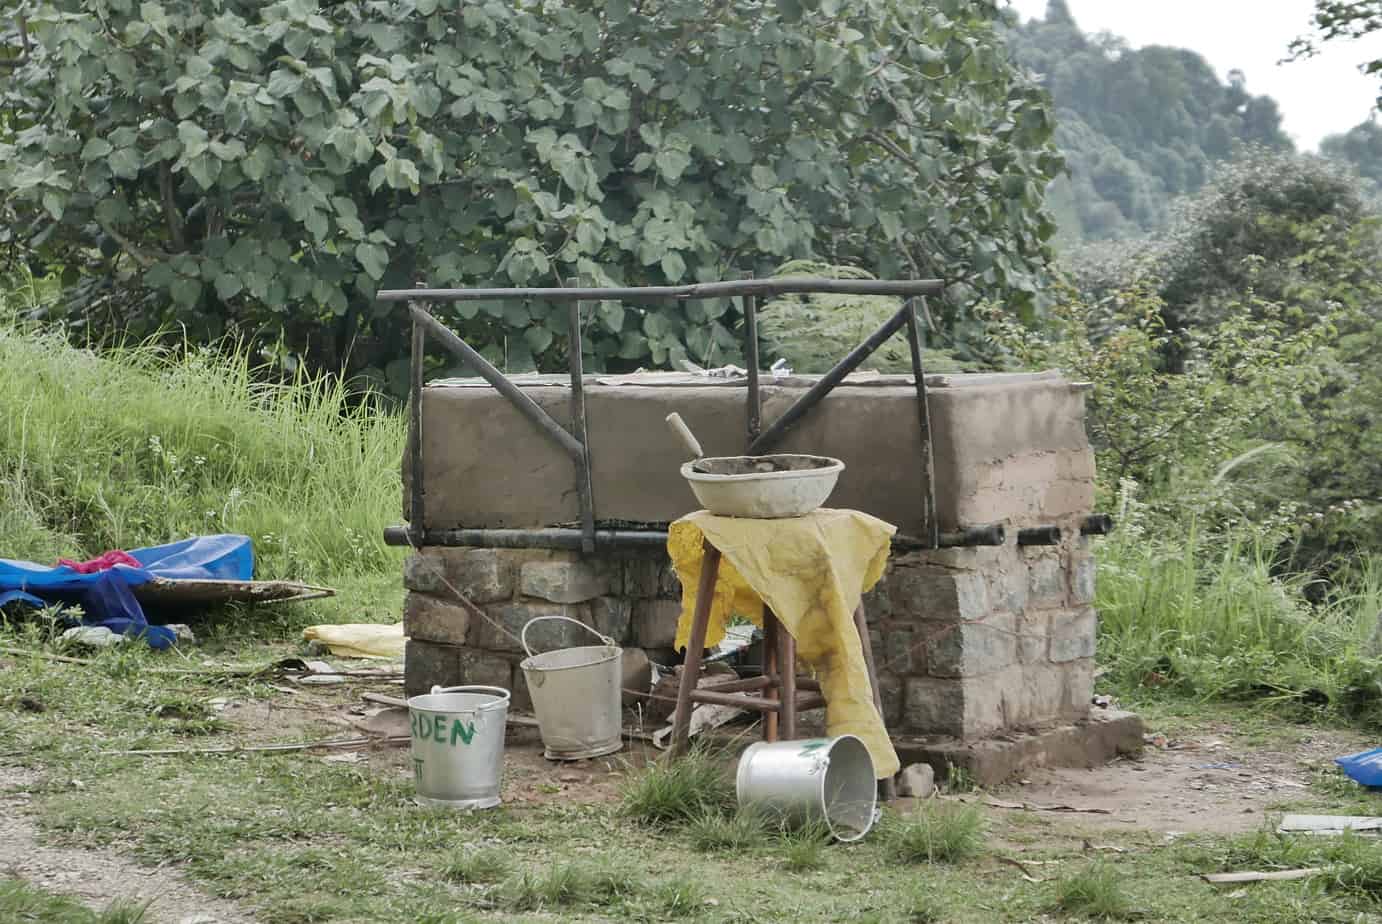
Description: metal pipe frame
xmin=392 ymin=275 xmax=948 ymax=553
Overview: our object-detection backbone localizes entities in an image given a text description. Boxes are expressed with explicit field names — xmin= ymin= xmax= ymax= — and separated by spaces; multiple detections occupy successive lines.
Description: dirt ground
xmin=4 ymin=682 xmax=1374 ymax=921
xmin=0 ymin=767 xmax=255 ymax=924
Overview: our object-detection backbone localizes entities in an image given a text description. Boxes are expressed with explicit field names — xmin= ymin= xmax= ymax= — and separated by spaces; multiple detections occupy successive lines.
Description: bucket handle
xmin=427 ymin=685 xmax=511 ymax=712
xmin=521 ymin=615 xmax=615 ymax=658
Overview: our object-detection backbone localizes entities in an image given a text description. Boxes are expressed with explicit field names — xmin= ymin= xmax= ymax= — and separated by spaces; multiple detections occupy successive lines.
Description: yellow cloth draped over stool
xmin=669 ymin=508 xmax=900 ymax=778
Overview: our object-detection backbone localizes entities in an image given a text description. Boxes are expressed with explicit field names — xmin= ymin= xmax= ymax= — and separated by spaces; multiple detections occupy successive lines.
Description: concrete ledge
xmin=891 ymin=708 xmax=1144 ymax=788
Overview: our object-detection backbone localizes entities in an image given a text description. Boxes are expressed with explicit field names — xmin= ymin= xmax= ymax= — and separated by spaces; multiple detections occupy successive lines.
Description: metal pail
xmin=736 ymin=735 xmax=877 ymax=842
xmin=407 ymin=685 xmax=510 ymax=809
xmin=519 ymin=615 xmax=624 ymax=761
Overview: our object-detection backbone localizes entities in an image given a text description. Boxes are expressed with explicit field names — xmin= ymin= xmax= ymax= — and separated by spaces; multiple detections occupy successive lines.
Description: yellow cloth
xmin=302 ymin=622 xmax=406 ymax=659
xmin=669 ymin=509 xmax=900 ymax=778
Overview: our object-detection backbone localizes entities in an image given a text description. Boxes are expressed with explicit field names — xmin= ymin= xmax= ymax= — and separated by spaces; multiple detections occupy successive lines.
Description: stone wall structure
xmin=401 ymin=371 xmax=1125 ymax=758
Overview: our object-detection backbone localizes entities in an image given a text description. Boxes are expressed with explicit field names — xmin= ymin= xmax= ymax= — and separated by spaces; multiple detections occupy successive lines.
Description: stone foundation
xmin=403 ymin=520 xmax=1099 ymax=741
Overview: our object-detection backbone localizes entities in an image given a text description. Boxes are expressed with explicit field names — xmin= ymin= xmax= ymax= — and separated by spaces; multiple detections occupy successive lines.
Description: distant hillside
xmin=1007 ymin=0 xmax=1293 ymax=243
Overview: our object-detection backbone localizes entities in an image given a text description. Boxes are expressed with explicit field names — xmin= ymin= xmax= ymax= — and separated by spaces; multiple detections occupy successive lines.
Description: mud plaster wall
xmin=402 ymin=371 xmax=1099 ymax=739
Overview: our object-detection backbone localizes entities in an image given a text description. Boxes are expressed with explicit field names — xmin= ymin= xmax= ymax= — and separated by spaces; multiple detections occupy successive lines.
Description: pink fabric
xmin=56 ymin=551 xmax=143 ymax=574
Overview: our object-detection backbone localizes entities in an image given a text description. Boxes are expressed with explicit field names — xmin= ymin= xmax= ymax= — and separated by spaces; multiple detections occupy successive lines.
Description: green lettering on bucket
xmin=798 ymin=740 xmax=827 ymax=757
xmin=450 ymin=719 xmax=477 ymax=746
xmin=433 ymin=714 xmax=447 ymax=743
xmin=413 ymin=757 xmax=424 ymax=787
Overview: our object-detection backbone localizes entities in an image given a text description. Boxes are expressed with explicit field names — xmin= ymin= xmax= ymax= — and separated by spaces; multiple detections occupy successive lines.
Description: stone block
xmin=623 ymin=559 xmax=661 ymax=598
xmin=986 ymin=561 xmax=1028 ymax=615
xmin=879 ymin=674 xmax=903 ymax=727
xmin=1049 ymin=607 xmax=1097 ymax=664
xmin=658 ymin=564 xmax=683 ymax=599
xmin=403 ymin=548 xmax=515 ymax=604
xmin=882 ymin=625 xmax=916 ymax=674
xmin=1015 ymin=662 xmax=1066 ymax=725
xmin=861 ymin=579 xmax=893 ymax=622
xmin=924 ymin=612 xmax=1016 ymax=678
xmin=1063 ymin=657 xmax=1096 ymax=714
xmin=472 ymin=601 xmax=592 ymax=653
xmin=634 ymin=599 xmax=683 ymax=648
xmin=520 ymin=558 xmax=614 ymax=604
xmin=1015 ymin=611 xmax=1048 ymax=664
xmin=896 ymin=763 xmax=936 ymax=798
xmin=904 ymin=668 xmax=1020 ymax=738
xmin=403 ymin=592 xmax=470 ymax=646
xmin=591 ymin=596 xmax=633 ymax=645
xmin=459 ymin=647 xmax=516 ymax=689
xmin=1025 ymin=553 xmax=1065 ymax=607
xmin=404 ymin=639 xmax=459 ymax=698
xmin=1071 ymin=553 xmax=1096 ymax=605
xmin=888 ymin=566 xmax=990 ymax=622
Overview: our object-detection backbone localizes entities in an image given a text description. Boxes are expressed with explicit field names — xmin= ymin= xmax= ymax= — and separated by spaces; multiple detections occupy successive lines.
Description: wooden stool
xmin=668 ymin=539 xmax=895 ymax=798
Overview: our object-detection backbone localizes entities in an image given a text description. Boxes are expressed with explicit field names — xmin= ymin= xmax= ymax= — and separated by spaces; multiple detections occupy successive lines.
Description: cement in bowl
xmin=680 ymin=454 xmax=844 ymax=518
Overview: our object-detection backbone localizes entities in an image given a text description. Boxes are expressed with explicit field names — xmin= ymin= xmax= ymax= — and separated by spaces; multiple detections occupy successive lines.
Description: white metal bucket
xmin=407 ymin=685 xmax=510 ymax=810
xmin=519 ymin=615 xmax=624 ymax=761
xmin=736 ymin=735 xmax=878 ymax=842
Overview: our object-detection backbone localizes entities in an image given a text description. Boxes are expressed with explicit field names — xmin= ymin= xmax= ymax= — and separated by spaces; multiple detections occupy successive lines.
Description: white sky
xmin=1007 ymin=0 xmax=1382 ymax=150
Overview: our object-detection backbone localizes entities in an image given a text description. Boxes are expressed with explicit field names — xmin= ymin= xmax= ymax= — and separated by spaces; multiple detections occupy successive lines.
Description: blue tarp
xmin=1337 ymin=748 xmax=1382 ymax=788
xmin=0 ymin=535 xmax=254 ymax=649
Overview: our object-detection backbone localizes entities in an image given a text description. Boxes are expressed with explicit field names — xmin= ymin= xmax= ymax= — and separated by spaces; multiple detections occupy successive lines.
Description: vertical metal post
xmin=568 ymin=295 xmax=596 ymax=555
xmin=744 ymin=291 xmax=761 ymax=449
xmin=408 ymin=305 xmax=426 ymax=542
xmin=904 ymin=296 xmax=939 ymax=549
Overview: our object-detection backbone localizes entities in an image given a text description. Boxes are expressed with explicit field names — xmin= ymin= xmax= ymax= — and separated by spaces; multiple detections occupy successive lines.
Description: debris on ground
xmin=1202 ymin=868 xmax=1323 ymax=884
xmin=1277 ymin=814 xmax=1382 ymax=835
xmin=980 ymin=798 xmax=1113 ymax=815
xmin=301 ymin=622 xmax=405 ymax=659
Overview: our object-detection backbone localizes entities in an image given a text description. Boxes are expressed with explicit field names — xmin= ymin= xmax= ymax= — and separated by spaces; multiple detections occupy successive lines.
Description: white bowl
xmin=680 ymin=454 xmax=845 ymax=518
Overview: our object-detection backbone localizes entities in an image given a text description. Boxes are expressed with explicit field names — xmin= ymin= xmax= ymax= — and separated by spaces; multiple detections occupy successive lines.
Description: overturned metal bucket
xmin=520 ymin=615 xmax=624 ymax=761
xmin=736 ymin=735 xmax=878 ymax=842
xmin=407 ymin=685 xmax=510 ymax=810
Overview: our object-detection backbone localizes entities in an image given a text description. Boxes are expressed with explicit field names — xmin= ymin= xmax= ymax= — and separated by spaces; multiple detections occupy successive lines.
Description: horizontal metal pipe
xmin=936 ymin=524 xmax=1007 ymax=548
xmin=1081 ymin=514 xmax=1116 ymax=536
xmin=1017 ymin=525 xmax=1063 ymax=546
xmin=382 ymin=526 xmax=669 ymax=550
xmin=749 ymin=303 xmax=912 ymax=454
xmin=386 ymin=523 xmax=1014 ymax=551
xmin=409 ymin=306 xmax=585 ymax=461
xmin=379 ymin=277 xmax=944 ymax=304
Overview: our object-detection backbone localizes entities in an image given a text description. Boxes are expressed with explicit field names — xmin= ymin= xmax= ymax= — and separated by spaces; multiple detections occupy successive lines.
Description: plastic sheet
xmin=1336 ymin=748 xmax=1382 ymax=787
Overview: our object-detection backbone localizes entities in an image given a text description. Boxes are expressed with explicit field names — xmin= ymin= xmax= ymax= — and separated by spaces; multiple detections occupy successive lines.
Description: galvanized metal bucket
xmin=407 ymin=685 xmax=510 ymax=810
xmin=520 ymin=615 xmax=624 ymax=761
xmin=736 ymin=734 xmax=878 ymax=842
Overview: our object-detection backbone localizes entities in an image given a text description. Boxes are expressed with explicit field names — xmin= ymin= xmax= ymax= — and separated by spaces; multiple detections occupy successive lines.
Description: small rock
xmin=59 ymin=626 xmax=125 ymax=648
xmin=165 ymin=623 xmax=197 ymax=644
xmin=559 ymin=773 xmax=582 ymax=783
xmin=895 ymin=763 xmax=935 ymax=798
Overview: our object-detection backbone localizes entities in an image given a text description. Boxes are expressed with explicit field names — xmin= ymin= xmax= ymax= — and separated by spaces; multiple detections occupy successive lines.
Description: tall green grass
xmin=0 ymin=290 xmax=405 ymax=581
xmin=1096 ymin=523 xmax=1382 ymax=723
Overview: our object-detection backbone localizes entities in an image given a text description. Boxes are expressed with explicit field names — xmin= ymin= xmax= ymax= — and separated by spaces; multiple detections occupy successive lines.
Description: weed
xmin=943 ymin=765 xmax=978 ymax=794
xmin=1051 ymin=861 xmax=1135 ymax=920
xmin=648 ymin=874 xmax=705 ymax=918
xmin=886 ymin=802 xmax=986 ymax=864
xmin=0 ymin=878 xmax=148 ymax=923
xmin=501 ymin=862 xmax=635 ymax=912
xmin=689 ymin=808 xmax=768 ymax=852
xmin=903 ymin=889 xmax=950 ymax=923
xmin=439 ymin=847 xmax=509 ymax=885
xmin=781 ymin=830 xmax=828 ymax=872
xmin=621 ymin=748 xmax=736 ymax=827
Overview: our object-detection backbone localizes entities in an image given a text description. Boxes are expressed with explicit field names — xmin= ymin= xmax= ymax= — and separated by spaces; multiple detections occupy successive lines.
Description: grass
xmin=439 ymin=847 xmax=510 ymax=885
xmin=0 ymin=879 xmax=147 ymax=923
xmin=0 ymin=298 xmax=405 ymax=585
xmin=886 ymin=802 xmax=987 ymax=864
xmin=1095 ymin=520 xmax=1382 ymax=726
xmin=688 ymin=808 xmax=769 ymax=852
xmin=620 ymin=747 xmax=737 ymax=828
xmin=1051 ymin=862 xmax=1136 ymax=920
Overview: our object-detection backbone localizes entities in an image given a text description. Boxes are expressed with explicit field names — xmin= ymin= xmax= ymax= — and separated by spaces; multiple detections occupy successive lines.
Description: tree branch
xmin=96 ymin=218 xmax=156 ymax=269
xmin=159 ymin=162 xmax=187 ymax=251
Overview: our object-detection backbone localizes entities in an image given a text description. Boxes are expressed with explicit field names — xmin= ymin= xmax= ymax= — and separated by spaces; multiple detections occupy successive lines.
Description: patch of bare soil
xmin=995 ymin=722 xmax=1370 ymax=835
xmin=0 ymin=767 xmax=256 ymax=924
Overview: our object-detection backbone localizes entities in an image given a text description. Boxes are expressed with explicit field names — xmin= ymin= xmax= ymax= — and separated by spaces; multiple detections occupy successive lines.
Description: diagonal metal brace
xmin=408 ymin=304 xmax=584 ymax=462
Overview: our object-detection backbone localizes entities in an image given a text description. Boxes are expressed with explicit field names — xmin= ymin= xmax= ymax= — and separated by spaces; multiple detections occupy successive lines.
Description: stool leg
xmin=763 ymin=613 xmax=779 ymax=742
xmin=669 ymin=542 xmax=720 ymax=759
xmin=854 ymin=602 xmax=896 ymax=801
xmin=778 ymin=611 xmax=797 ymax=740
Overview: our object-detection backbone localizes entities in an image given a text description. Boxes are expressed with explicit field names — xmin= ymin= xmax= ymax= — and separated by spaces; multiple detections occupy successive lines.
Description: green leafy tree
xmin=1322 ymin=118 xmax=1382 ymax=186
xmin=0 ymin=0 xmax=1063 ymax=389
